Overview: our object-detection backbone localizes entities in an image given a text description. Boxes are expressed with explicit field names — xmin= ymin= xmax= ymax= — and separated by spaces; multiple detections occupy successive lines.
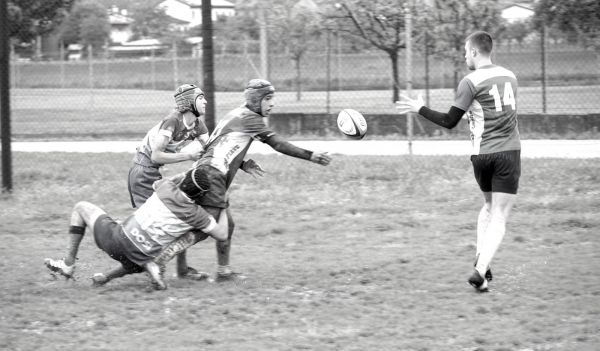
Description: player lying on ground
xmin=158 ymin=79 xmax=332 ymax=280
xmin=45 ymin=165 xmax=229 ymax=290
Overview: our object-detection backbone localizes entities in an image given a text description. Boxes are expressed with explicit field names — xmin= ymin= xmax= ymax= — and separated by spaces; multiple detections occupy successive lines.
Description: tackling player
xmin=396 ymin=31 xmax=520 ymax=292
xmin=45 ymin=165 xmax=229 ymax=290
xmin=156 ymin=79 xmax=332 ymax=280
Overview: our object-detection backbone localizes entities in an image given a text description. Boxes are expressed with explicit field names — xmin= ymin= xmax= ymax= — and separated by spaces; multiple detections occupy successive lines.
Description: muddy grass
xmin=1 ymin=154 xmax=598 ymax=350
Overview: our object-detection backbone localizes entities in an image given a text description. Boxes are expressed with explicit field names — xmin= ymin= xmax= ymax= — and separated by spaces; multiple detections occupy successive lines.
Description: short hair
xmin=467 ymin=31 xmax=493 ymax=55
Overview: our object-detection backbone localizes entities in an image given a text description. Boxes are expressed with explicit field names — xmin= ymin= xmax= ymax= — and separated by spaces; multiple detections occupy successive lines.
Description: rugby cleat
xmin=44 ymin=258 xmax=75 ymax=279
xmin=473 ymin=256 xmax=493 ymax=281
xmin=174 ymin=266 xmax=210 ymax=281
xmin=468 ymin=270 xmax=489 ymax=292
xmin=485 ymin=268 xmax=493 ymax=282
xmin=145 ymin=262 xmax=167 ymax=290
xmin=214 ymin=271 xmax=247 ymax=283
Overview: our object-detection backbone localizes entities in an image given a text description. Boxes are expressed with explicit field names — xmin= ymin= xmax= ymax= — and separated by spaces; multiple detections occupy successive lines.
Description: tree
xmin=533 ymin=0 xmax=600 ymax=54
xmin=8 ymin=0 xmax=74 ymax=43
xmin=59 ymin=0 xmax=110 ymax=53
xmin=129 ymin=1 xmax=173 ymax=41
xmin=327 ymin=0 xmax=407 ymax=102
xmin=271 ymin=0 xmax=323 ymax=100
xmin=414 ymin=0 xmax=503 ymax=90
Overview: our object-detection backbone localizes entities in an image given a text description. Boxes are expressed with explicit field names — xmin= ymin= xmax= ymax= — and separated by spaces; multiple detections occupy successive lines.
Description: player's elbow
xmin=445 ymin=119 xmax=460 ymax=129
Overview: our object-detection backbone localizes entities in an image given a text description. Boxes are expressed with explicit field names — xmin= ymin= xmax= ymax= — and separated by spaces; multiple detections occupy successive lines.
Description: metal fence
xmin=7 ymin=39 xmax=600 ymax=141
xmin=2 ymin=33 xmax=600 ymax=191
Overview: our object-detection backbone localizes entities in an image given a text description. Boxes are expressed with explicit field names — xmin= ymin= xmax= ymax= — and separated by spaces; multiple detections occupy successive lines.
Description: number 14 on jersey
xmin=488 ymin=82 xmax=516 ymax=112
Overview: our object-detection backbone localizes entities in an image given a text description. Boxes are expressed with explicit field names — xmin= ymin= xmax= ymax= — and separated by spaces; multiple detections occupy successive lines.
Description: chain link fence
xmin=3 ymin=18 xmax=600 ymax=192
xmin=7 ymin=36 xmax=600 ymax=139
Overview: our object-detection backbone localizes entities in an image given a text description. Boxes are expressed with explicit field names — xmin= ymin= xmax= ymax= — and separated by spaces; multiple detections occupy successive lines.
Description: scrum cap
xmin=244 ymin=79 xmax=275 ymax=116
xmin=179 ymin=166 xmax=210 ymax=202
xmin=174 ymin=84 xmax=204 ymax=117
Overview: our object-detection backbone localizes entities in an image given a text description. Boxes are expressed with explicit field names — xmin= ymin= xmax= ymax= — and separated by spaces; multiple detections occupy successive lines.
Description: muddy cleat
xmin=175 ymin=266 xmax=210 ymax=281
xmin=485 ymin=269 xmax=493 ymax=282
xmin=473 ymin=256 xmax=493 ymax=282
xmin=468 ymin=270 xmax=489 ymax=292
xmin=214 ymin=271 xmax=247 ymax=283
xmin=44 ymin=258 xmax=75 ymax=279
xmin=145 ymin=262 xmax=167 ymax=290
xmin=91 ymin=273 xmax=109 ymax=287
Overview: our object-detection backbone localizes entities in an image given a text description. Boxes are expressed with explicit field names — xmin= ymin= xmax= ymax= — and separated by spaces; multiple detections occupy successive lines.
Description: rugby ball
xmin=337 ymin=109 xmax=367 ymax=139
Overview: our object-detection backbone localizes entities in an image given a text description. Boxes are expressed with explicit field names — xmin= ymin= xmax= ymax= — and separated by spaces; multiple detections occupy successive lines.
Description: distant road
xmin=7 ymin=140 xmax=600 ymax=158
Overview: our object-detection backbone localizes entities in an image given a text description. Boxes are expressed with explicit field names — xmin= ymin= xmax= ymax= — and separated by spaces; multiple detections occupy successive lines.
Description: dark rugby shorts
xmin=470 ymin=150 xmax=521 ymax=194
xmin=93 ymin=215 xmax=145 ymax=274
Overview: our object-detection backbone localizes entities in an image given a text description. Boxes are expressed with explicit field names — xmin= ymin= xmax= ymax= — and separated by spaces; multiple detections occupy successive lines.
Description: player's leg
xmin=475 ymin=192 xmax=516 ymax=277
xmin=45 ymin=201 xmax=106 ymax=278
xmin=471 ymin=150 xmax=520 ymax=289
xmin=476 ymin=192 xmax=492 ymax=260
xmin=215 ymin=208 xmax=245 ymax=281
xmin=475 ymin=192 xmax=494 ymax=281
xmin=92 ymin=266 xmax=130 ymax=287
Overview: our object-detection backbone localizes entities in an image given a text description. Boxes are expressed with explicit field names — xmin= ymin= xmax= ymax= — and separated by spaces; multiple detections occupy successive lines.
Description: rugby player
xmin=156 ymin=79 xmax=332 ymax=280
xmin=396 ymin=31 xmax=521 ymax=292
xmin=45 ymin=166 xmax=229 ymax=290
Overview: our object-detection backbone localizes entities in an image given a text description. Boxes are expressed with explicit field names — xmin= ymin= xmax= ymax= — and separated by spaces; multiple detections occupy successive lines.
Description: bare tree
xmin=327 ymin=0 xmax=407 ymax=102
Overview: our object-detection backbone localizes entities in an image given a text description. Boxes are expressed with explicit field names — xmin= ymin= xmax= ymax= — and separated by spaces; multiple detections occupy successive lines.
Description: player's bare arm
xmin=263 ymin=134 xmax=331 ymax=166
xmin=198 ymin=132 xmax=209 ymax=148
xmin=396 ymin=94 xmax=465 ymax=130
xmin=150 ymin=133 xmax=202 ymax=164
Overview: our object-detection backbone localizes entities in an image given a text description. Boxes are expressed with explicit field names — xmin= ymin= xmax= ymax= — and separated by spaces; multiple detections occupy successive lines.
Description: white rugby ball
xmin=337 ymin=109 xmax=367 ymax=139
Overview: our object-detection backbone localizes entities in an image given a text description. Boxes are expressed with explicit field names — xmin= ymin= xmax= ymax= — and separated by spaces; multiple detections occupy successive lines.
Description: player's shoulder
xmin=466 ymin=65 xmax=516 ymax=86
xmin=160 ymin=110 xmax=183 ymax=127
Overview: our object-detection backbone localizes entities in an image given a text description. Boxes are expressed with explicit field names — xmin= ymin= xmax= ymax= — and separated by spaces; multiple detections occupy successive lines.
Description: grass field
xmin=1 ymin=153 xmax=599 ymax=350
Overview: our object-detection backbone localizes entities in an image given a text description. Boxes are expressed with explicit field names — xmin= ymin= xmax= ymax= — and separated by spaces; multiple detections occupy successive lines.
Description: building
xmin=501 ymin=3 xmax=535 ymax=24
xmin=158 ymin=0 xmax=235 ymax=30
xmin=108 ymin=6 xmax=134 ymax=44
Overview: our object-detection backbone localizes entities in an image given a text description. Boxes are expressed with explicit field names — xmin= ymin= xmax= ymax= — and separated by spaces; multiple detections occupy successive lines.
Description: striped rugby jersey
xmin=194 ymin=105 xmax=275 ymax=188
xmin=454 ymin=64 xmax=521 ymax=155
xmin=117 ymin=179 xmax=216 ymax=265
xmin=135 ymin=110 xmax=209 ymax=167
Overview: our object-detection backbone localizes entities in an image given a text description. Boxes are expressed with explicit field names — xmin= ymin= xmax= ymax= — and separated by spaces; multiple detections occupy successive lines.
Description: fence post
xmin=258 ymin=5 xmax=269 ymax=79
xmin=88 ymin=45 xmax=94 ymax=108
xmin=541 ymin=25 xmax=547 ymax=114
xmin=60 ymin=42 xmax=65 ymax=88
xmin=405 ymin=3 xmax=413 ymax=155
xmin=151 ymin=49 xmax=156 ymax=90
xmin=326 ymin=29 xmax=331 ymax=114
xmin=172 ymin=40 xmax=179 ymax=89
xmin=1 ymin=0 xmax=12 ymax=191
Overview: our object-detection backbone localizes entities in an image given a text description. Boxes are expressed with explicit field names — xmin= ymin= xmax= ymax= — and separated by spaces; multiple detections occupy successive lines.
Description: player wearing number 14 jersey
xmin=396 ymin=31 xmax=520 ymax=292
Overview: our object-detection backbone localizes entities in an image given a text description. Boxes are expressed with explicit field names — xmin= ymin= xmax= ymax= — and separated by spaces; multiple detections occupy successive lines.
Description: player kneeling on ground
xmin=44 ymin=165 xmax=228 ymax=290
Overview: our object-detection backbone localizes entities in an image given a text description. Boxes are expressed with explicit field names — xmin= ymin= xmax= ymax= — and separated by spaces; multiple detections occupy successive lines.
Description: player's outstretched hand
xmin=395 ymin=93 xmax=424 ymax=115
xmin=310 ymin=152 xmax=331 ymax=166
xmin=241 ymin=159 xmax=265 ymax=178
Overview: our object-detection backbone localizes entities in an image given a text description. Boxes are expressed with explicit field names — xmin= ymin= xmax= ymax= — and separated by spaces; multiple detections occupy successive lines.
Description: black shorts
xmin=195 ymin=165 xmax=229 ymax=209
xmin=470 ymin=150 xmax=521 ymax=194
xmin=93 ymin=215 xmax=145 ymax=274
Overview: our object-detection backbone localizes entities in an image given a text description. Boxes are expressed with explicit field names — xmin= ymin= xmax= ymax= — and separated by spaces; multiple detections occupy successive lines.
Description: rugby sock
xmin=65 ymin=225 xmax=85 ymax=266
xmin=475 ymin=214 xmax=506 ymax=277
xmin=476 ymin=205 xmax=491 ymax=259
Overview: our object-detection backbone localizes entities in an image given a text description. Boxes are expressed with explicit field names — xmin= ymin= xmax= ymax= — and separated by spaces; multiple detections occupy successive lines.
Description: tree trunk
xmin=389 ymin=50 xmax=399 ymax=103
xmin=202 ymin=0 xmax=216 ymax=132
